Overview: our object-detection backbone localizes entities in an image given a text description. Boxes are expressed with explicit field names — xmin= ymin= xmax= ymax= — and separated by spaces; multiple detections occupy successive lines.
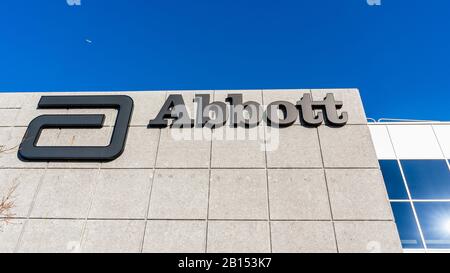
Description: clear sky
xmin=1 ymin=0 xmax=449 ymax=120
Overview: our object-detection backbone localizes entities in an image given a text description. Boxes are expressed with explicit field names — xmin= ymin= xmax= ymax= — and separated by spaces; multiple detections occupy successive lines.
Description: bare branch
xmin=0 ymin=137 xmax=24 ymax=230
xmin=0 ymin=184 xmax=18 ymax=228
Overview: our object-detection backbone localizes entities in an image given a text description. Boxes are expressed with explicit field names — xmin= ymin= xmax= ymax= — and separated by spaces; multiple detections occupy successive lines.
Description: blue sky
xmin=1 ymin=0 xmax=449 ymax=120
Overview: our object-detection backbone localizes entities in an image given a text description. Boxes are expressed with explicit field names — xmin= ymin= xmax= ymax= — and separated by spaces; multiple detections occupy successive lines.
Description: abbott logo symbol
xmin=18 ymin=95 xmax=133 ymax=162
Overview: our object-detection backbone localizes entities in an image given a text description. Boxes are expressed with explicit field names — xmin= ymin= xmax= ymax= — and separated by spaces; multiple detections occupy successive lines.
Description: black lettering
xmin=226 ymin=94 xmax=262 ymax=128
xmin=148 ymin=94 xmax=194 ymax=128
xmin=265 ymin=101 xmax=298 ymax=128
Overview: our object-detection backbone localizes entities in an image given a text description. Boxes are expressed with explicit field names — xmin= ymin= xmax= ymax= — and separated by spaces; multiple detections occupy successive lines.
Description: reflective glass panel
xmin=391 ymin=202 xmax=424 ymax=249
xmin=379 ymin=160 xmax=408 ymax=199
xmin=415 ymin=202 xmax=450 ymax=249
xmin=401 ymin=160 xmax=450 ymax=199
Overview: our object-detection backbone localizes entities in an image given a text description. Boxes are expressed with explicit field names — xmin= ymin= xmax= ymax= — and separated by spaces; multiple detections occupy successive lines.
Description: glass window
xmin=379 ymin=160 xmax=408 ymax=200
xmin=391 ymin=202 xmax=424 ymax=249
xmin=401 ymin=160 xmax=450 ymax=199
xmin=415 ymin=202 xmax=450 ymax=249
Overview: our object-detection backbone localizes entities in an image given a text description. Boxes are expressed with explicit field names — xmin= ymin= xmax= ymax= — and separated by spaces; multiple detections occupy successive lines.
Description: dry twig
xmin=0 ymin=184 xmax=18 ymax=225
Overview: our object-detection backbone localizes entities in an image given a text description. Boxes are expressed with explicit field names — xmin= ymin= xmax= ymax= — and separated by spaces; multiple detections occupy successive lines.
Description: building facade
xmin=369 ymin=122 xmax=450 ymax=252
xmin=0 ymin=89 xmax=404 ymax=253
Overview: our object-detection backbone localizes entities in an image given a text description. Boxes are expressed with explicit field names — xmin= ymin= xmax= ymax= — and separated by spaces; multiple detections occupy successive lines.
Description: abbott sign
xmin=18 ymin=93 xmax=348 ymax=162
